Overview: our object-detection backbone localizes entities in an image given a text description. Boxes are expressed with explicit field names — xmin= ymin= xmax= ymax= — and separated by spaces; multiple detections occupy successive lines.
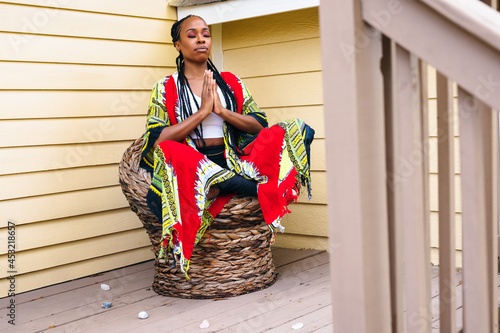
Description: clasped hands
xmin=199 ymin=70 xmax=227 ymax=117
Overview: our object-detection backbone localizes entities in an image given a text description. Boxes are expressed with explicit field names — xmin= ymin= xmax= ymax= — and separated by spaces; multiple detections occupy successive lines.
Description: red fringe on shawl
xmin=241 ymin=125 xmax=299 ymax=224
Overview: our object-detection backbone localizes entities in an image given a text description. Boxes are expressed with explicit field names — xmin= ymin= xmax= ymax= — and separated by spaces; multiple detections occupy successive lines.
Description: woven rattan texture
xmin=118 ymin=137 xmax=277 ymax=299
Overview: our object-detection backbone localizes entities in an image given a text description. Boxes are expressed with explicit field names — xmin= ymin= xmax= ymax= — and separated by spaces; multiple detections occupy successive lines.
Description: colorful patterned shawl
xmin=140 ymin=72 xmax=314 ymax=277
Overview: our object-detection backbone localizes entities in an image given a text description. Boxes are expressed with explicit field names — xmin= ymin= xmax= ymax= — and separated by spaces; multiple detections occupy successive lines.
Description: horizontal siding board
xmin=0 ymin=141 xmax=133 ymax=175
xmin=222 ymin=7 xmax=319 ymax=50
xmin=0 ymin=185 xmax=129 ymax=226
xmin=0 ymin=32 xmax=177 ymax=66
xmin=265 ymin=105 xmax=325 ymax=139
xmin=0 ymin=116 xmax=145 ymax=147
xmin=224 ymin=37 xmax=321 ymax=78
xmin=309 ymin=139 xmax=325 ymax=171
xmin=0 ymin=62 xmax=173 ymax=90
xmin=0 ymin=208 xmax=142 ymax=253
xmin=0 ymin=229 xmax=151 ymax=276
xmin=244 ymin=71 xmax=323 ymax=108
xmin=273 ymin=233 xmax=328 ymax=251
xmin=2 ymin=0 xmax=176 ymax=19
xmin=280 ymin=203 xmax=328 ymax=237
xmin=0 ymin=165 xmax=120 ymax=200
xmin=0 ymin=90 xmax=152 ymax=119
xmin=0 ymin=247 xmax=154 ymax=297
xmin=0 ymin=3 xmax=173 ymax=43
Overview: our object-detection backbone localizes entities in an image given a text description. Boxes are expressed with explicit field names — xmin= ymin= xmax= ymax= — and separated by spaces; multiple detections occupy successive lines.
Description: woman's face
xmin=175 ymin=16 xmax=212 ymax=64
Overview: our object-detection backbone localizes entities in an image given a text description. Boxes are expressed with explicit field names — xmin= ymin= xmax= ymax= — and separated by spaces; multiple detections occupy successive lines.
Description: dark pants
xmin=198 ymin=145 xmax=258 ymax=197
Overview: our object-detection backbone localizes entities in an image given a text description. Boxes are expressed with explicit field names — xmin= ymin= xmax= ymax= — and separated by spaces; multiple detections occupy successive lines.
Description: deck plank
xmin=265 ymin=305 xmax=333 ymax=333
xmin=221 ymin=289 xmax=331 ymax=333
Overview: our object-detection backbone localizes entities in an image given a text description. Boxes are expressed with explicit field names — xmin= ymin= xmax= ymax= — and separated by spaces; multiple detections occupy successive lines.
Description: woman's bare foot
xmin=207 ymin=186 xmax=220 ymax=200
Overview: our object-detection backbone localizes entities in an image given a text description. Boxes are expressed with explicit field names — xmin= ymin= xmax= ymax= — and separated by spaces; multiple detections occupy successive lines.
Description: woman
xmin=140 ymin=15 xmax=314 ymax=277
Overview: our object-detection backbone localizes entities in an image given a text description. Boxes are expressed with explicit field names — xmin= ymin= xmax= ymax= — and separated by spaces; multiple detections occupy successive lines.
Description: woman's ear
xmin=175 ymin=41 xmax=181 ymax=52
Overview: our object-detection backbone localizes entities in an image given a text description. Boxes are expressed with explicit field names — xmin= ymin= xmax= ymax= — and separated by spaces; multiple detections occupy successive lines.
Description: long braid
xmin=175 ymin=52 xmax=206 ymax=148
xmin=172 ymin=15 xmax=206 ymax=149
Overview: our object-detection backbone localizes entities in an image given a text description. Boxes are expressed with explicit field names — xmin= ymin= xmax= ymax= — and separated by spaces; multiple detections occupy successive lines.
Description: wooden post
xmin=436 ymin=72 xmax=456 ymax=333
xmin=320 ymin=0 xmax=392 ymax=332
xmin=458 ymin=88 xmax=496 ymax=332
xmin=480 ymin=1 xmax=500 ymax=332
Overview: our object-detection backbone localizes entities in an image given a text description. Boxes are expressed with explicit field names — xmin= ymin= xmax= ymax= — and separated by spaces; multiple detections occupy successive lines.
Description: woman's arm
xmin=153 ymin=110 xmax=207 ymax=146
xmin=215 ymin=108 xmax=264 ymax=134
xmin=211 ymin=77 xmax=264 ymax=134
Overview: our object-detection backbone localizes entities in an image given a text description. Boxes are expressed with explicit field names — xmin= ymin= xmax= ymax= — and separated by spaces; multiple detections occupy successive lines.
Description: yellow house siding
xmin=427 ymin=66 xmax=463 ymax=267
xmin=0 ymin=0 xmax=176 ymax=296
xmin=222 ymin=7 xmax=328 ymax=251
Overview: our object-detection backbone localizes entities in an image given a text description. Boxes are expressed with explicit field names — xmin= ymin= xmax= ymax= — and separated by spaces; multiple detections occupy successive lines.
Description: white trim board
xmin=210 ymin=23 xmax=223 ymax=70
xmin=177 ymin=0 xmax=320 ymax=25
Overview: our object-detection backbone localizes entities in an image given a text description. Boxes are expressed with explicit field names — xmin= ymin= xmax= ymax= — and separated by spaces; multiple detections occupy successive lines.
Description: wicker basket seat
xmin=118 ymin=137 xmax=277 ymax=299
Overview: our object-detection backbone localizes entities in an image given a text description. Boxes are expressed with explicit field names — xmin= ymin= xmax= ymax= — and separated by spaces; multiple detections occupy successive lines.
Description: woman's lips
xmin=195 ymin=46 xmax=208 ymax=52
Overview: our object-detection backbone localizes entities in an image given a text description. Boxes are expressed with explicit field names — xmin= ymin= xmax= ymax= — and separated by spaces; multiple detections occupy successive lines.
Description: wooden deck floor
xmin=1 ymin=247 xmax=496 ymax=332
xmin=430 ymin=267 xmax=500 ymax=332
xmin=0 ymin=248 xmax=332 ymax=333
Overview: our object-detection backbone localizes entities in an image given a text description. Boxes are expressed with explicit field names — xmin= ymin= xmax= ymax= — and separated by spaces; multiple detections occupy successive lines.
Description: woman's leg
xmin=199 ymin=145 xmax=258 ymax=197
xmin=216 ymin=175 xmax=257 ymax=197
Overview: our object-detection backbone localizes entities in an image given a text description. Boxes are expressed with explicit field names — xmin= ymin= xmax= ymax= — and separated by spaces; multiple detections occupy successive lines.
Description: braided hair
xmin=171 ymin=15 xmax=240 ymax=152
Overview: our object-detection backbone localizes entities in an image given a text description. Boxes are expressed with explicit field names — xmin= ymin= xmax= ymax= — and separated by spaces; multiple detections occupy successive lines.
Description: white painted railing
xmin=320 ymin=0 xmax=500 ymax=331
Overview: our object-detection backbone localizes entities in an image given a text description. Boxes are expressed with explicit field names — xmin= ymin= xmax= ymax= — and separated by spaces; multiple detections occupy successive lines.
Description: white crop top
xmin=172 ymin=72 xmax=225 ymax=139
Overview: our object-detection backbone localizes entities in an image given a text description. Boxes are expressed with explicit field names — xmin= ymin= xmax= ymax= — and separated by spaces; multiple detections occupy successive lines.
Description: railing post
xmin=320 ymin=0 xmax=392 ymax=332
xmin=458 ymin=89 xmax=498 ymax=332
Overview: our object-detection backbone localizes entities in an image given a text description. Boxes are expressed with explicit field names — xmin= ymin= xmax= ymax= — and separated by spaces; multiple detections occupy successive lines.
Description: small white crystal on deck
xmin=292 ymin=322 xmax=304 ymax=330
xmin=138 ymin=311 xmax=149 ymax=319
xmin=200 ymin=319 xmax=210 ymax=329
xmin=100 ymin=284 xmax=110 ymax=291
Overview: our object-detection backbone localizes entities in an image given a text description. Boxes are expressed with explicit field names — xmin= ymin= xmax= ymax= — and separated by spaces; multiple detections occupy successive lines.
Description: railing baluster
xmin=484 ymin=104 xmax=499 ymax=333
xmin=419 ymin=61 xmax=432 ymax=332
xmin=457 ymin=88 xmax=495 ymax=332
xmin=395 ymin=44 xmax=432 ymax=332
xmin=436 ymin=72 xmax=456 ymax=333
xmin=382 ymin=36 xmax=405 ymax=333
